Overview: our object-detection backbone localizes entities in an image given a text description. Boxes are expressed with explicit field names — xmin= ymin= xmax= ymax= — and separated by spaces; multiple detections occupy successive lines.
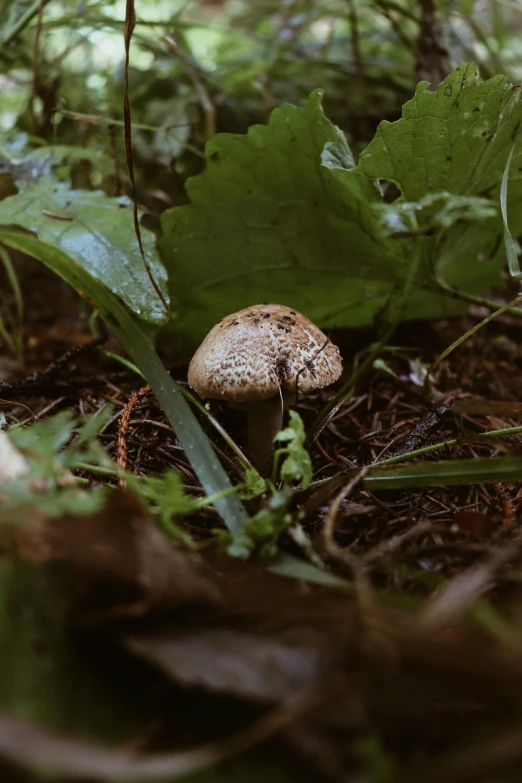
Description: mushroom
xmin=188 ymin=304 xmax=342 ymax=475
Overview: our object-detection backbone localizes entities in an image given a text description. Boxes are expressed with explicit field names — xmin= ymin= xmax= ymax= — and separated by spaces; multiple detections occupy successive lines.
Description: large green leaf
xmin=0 ymin=177 xmax=169 ymax=325
xmin=159 ymin=89 xmax=405 ymax=345
xmin=358 ymin=63 xmax=522 ymax=200
xmin=358 ymin=62 xmax=522 ymax=307
xmin=159 ymin=68 xmax=522 ymax=347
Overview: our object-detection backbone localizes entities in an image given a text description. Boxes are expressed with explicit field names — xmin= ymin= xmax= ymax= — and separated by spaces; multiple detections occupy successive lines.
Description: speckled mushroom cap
xmin=188 ymin=304 xmax=342 ymax=403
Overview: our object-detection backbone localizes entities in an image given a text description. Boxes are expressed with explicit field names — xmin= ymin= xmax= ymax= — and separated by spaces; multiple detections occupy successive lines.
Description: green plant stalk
xmin=0 ymin=244 xmax=24 ymax=366
xmin=374 ymin=424 xmax=522 ymax=467
xmin=0 ymin=231 xmax=247 ymax=534
xmin=307 ymin=423 xmax=522 ymax=494
xmin=72 ymin=462 xmax=119 ymax=478
xmin=271 ymin=447 xmax=286 ymax=484
xmin=426 ymin=292 xmax=522 ymax=388
xmin=104 ymin=350 xmax=146 ymax=378
xmin=73 ymin=460 xmax=243 ymax=508
xmin=0 ymin=311 xmax=14 ymax=354
xmin=428 ymin=281 xmax=522 ymax=319
xmin=0 ymin=245 xmax=23 ymax=324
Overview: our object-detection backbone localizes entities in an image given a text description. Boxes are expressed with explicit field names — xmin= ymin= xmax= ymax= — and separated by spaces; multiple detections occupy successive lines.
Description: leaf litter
xmin=3 ymin=299 xmax=522 ymax=781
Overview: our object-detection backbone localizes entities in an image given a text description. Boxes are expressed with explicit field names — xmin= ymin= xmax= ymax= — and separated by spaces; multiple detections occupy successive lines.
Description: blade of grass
xmin=311 ymin=452 xmax=522 ymax=494
xmin=374 ymin=423 xmax=522 ymax=466
xmin=360 ymin=454 xmax=522 ymax=489
xmin=0 ymin=244 xmax=24 ymax=365
xmin=500 ymin=128 xmax=522 ymax=281
xmin=426 ymin=292 xmax=522 ymax=387
xmin=0 ymin=231 xmax=247 ymax=534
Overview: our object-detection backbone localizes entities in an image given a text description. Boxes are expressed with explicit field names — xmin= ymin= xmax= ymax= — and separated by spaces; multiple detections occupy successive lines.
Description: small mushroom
xmin=188 ymin=304 xmax=342 ymax=475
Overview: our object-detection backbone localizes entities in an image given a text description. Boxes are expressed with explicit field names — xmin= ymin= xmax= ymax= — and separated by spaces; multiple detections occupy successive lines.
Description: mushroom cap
xmin=188 ymin=304 xmax=342 ymax=403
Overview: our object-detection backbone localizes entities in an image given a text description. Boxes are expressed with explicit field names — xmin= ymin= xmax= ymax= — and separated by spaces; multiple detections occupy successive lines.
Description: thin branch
xmin=123 ymin=0 xmax=170 ymax=315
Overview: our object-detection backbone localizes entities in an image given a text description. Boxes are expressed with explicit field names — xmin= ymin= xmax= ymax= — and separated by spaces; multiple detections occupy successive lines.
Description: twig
xmin=322 ymin=466 xmax=370 ymax=552
xmin=123 ymin=0 xmax=170 ymax=315
xmin=361 ymin=519 xmax=433 ymax=564
xmin=394 ymin=400 xmax=453 ymax=457
xmin=0 ymin=680 xmax=352 ymax=782
xmin=321 ymin=466 xmax=396 ymax=660
xmin=117 ymin=384 xmax=150 ymax=486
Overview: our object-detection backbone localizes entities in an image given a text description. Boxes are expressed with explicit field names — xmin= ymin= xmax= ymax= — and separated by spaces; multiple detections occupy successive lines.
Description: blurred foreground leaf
xmin=0 ymin=557 xmax=148 ymax=742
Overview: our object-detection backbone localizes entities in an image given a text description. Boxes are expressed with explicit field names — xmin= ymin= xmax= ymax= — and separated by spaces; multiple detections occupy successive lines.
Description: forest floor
xmin=2 ymin=262 xmax=522 ymax=783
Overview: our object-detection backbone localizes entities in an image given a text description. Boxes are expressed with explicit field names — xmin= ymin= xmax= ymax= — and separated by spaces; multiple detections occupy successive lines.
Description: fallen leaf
xmin=451 ymin=510 xmax=495 ymax=538
xmin=124 ymin=627 xmax=343 ymax=703
xmin=16 ymin=492 xmax=222 ymax=623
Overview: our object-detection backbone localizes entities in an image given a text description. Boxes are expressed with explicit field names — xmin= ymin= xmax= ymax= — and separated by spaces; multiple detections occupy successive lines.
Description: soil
xmin=3 ymin=259 xmax=522 ymax=593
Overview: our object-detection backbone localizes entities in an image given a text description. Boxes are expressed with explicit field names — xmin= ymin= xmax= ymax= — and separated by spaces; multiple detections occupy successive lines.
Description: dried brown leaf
xmin=15 ymin=492 xmax=222 ymax=623
xmin=123 ymin=627 xmax=344 ymax=703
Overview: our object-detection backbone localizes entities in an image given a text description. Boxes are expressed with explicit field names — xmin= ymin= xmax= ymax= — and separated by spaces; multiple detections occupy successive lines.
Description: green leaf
xmin=0 ymin=134 xmax=114 ymax=186
xmin=10 ymin=409 xmax=76 ymax=463
xmin=159 ymin=71 xmax=522 ymax=346
xmin=358 ymin=64 xmax=522 ymax=200
xmin=358 ymin=63 xmax=522 ymax=304
xmin=0 ymin=177 xmax=169 ymax=325
xmin=358 ymin=454 xmax=522 ymax=489
xmin=377 ymin=192 xmax=497 ymax=234
xmin=0 ymin=231 xmax=247 ymax=534
xmin=159 ymin=88 xmax=403 ymax=345
xmin=127 ymin=470 xmax=196 ymax=544
xmin=222 ymin=488 xmax=293 ymax=559
xmin=373 ymin=357 xmax=398 ymax=378
xmin=274 ymin=410 xmax=313 ymax=489
xmin=10 ymin=408 xmax=113 ymax=474
xmin=2 ymin=411 xmax=112 ymax=521
xmin=240 ymin=468 xmax=268 ymax=500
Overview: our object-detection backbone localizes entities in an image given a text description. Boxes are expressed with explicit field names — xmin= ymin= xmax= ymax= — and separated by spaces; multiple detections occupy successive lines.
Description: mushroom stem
xmin=240 ymin=397 xmax=284 ymax=476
